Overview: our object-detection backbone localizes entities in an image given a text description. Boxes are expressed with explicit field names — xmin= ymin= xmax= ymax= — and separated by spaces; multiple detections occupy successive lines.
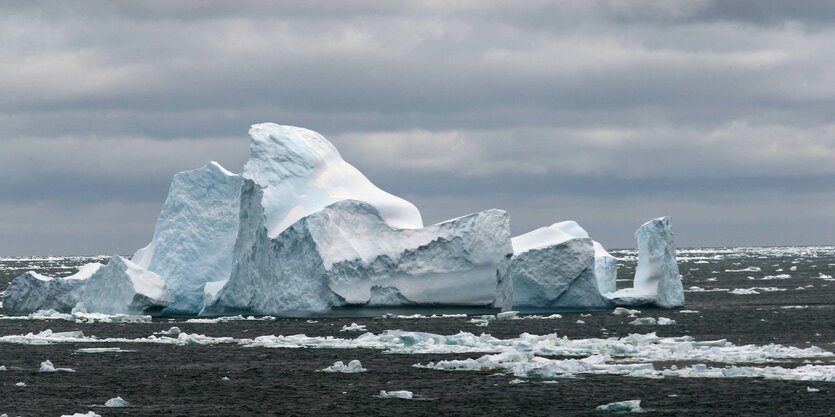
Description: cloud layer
xmin=2 ymin=1 xmax=835 ymax=254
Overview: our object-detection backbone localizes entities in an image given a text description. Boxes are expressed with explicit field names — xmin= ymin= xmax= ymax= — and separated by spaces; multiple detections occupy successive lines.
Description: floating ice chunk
xmin=156 ymin=327 xmax=182 ymax=336
xmin=131 ymin=162 xmax=244 ymax=315
xmin=377 ymin=390 xmax=413 ymax=399
xmin=807 ymin=387 xmax=820 ymax=392
xmin=628 ymin=317 xmax=675 ymax=326
xmin=341 ymin=323 xmax=367 ymax=332
xmin=496 ymin=311 xmax=519 ymax=320
xmin=613 ymin=308 xmax=641 ymax=317
xmin=75 ymin=348 xmax=135 ymax=353
xmin=596 ymin=400 xmax=643 ymax=413
xmin=320 ymin=360 xmax=367 ymax=373
xmin=678 ymin=310 xmax=700 ymax=314
xmin=760 ymin=274 xmax=791 ymax=280
xmin=725 ymin=267 xmax=761 ymax=272
xmin=39 ymin=360 xmax=75 ymax=373
xmin=60 ymin=413 xmax=101 ymax=417
xmin=0 ymin=365 xmax=5 ymax=371
xmin=104 ymin=397 xmax=130 ymax=407
xmin=185 ymin=315 xmax=275 ymax=324
xmin=509 ymin=378 xmax=528 ymax=384
xmin=15 ymin=382 xmax=26 ymax=387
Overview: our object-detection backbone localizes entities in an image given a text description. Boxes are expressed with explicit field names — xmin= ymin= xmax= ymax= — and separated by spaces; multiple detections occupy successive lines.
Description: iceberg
xmin=204 ymin=182 xmax=513 ymax=315
xmin=607 ymin=217 xmax=684 ymax=308
xmin=510 ymin=222 xmax=612 ymax=310
xmin=78 ymin=256 xmax=170 ymax=315
xmin=131 ymin=162 xmax=243 ymax=314
xmin=2 ymin=263 xmax=101 ymax=316
xmin=3 ymin=122 xmax=683 ymax=317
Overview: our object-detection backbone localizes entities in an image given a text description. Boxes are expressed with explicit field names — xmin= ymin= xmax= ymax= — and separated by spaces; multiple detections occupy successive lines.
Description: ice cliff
xmin=131 ymin=161 xmax=243 ymax=314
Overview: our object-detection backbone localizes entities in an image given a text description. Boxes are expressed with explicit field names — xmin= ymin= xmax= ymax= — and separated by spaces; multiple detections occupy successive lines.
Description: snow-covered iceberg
xmin=510 ymin=222 xmax=612 ymax=310
xmin=204 ymin=180 xmax=513 ymax=315
xmin=607 ymin=217 xmax=684 ymax=308
xmin=131 ymin=161 xmax=243 ymax=314
xmin=2 ymin=263 xmax=101 ymax=315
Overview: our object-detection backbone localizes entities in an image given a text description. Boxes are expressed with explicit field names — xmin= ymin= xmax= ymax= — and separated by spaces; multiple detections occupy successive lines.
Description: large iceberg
xmin=510 ymin=222 xmax=612 ymax=310
xmin=204 ymin=179 xmax=513 ymax=316
xmin=607 ymin=216 xmax=684 ymax=308
xmin=3 ymin=123 xmax=683 ymax=317
xmin=131 ymin=161 xmax=243 ymax=314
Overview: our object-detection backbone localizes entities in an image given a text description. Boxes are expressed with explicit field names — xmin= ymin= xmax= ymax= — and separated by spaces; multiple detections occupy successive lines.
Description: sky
xmin=2 ymin=1 xmax=835 ymax=255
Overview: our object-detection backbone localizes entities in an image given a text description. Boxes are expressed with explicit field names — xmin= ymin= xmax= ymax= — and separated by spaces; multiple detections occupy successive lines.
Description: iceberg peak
xmin=243 ymin=123 xmax=423 ymax=238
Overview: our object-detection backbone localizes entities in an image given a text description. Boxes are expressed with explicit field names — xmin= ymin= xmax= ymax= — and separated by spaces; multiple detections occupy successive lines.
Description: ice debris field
xmin=4 ymin=123 xmax=684 ymax=317
xmin=1 ymin=246 xmax=834 ymax=415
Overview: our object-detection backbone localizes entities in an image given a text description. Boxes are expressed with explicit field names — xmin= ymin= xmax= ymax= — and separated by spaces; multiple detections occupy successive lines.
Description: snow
xmin=79 ymin=256 xmax=170 ymax=315
xmin=244 ymin=123 xmax=423 ymax=237
xmin=377 ymin=390 xmax=414 ymax=399
xmin=320 ymin=360 xmax=367 ymax=373
xmin=131 ymin=162 xmax=243 ymax=314
xmin=596 ymin=400 xmax=643 ymax=413
xmin=104 ymin=396 xmax=130 ymax=407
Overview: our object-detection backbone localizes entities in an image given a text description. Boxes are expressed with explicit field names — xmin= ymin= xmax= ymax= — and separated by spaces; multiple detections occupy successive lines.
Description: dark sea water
xmin=1 ymin=247 xmax=834 ymax=416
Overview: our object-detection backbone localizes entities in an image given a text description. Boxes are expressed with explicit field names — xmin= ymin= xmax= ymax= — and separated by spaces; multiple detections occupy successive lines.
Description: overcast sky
xmin=2 ymin=1 xmax=835 ymax=255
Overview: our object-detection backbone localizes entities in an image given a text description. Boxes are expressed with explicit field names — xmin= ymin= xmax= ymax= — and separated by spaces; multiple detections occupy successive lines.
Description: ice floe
xmin=320 ymin=360 xmax=367 ymax=373
xmin=377 ymin=390 xmax=413 ymax=399
xmin=39 ymin=359 xmax=75 ymax=373
xmin=104 ymin=397 xmax=130 ymax=407
xmin=596 ymin=400 xmax=643 ymax=413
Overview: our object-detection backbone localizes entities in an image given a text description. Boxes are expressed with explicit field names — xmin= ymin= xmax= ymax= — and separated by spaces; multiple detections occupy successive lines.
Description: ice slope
xmin=607 ymin=216 xmax=684 ymax=308
xmin=131 ymin=162 xmax=243 ymax=314
xmin=79 ymin=256 xmax=171 ymax=315
xmin=243 ymin=123 xmax=423 ymax=238
xmin=204 ymin=180 xmax=512 ymax=316
xmin=2 ymin=263 xmax=102 ymax=315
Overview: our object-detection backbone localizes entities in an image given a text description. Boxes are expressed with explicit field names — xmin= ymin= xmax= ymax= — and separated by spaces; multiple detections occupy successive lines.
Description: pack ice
xmin=3 ymin=123 xmax=682 ymax=317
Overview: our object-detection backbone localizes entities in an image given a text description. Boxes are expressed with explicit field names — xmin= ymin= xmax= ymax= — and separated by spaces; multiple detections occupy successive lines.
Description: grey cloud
xmin=2 ymin=1 xmax=835 ymax=254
